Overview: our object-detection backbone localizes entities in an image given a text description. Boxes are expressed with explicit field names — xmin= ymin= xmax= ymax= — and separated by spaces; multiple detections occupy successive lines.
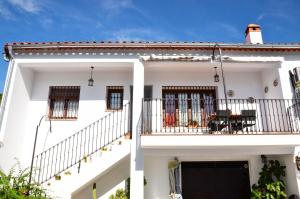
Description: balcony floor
xmin=146 ymin=130 xmax=297 ymax=135
xmin=141 ymin=134 xmax=300 ymax=155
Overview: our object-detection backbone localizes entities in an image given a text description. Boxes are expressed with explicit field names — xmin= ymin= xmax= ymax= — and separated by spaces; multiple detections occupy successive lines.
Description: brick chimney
xmin=245 ymin=24 xmax=263 ymax=44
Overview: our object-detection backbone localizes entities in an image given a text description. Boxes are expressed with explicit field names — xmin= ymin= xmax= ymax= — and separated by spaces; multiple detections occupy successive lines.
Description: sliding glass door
xmin=165 ymin=94 xmax=176 ymax=126
xmin=191 ymin=93 xmax=201 ymax=126
xmin=178 ymin=93 xmax=188 ymax=126
xmin=162 ymin=86 xmax=216 ymax=127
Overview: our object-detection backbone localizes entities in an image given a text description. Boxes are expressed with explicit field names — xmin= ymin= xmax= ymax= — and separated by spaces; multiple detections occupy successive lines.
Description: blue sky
xmin=0 ymin=0 xmax=299 ymax=91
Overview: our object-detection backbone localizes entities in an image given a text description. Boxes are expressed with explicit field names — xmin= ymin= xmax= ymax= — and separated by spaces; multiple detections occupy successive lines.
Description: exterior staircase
xmin=32 ymin=103 xmax=131 ymax=198
xmin=45 ymin=138 xmax=130 ymax=198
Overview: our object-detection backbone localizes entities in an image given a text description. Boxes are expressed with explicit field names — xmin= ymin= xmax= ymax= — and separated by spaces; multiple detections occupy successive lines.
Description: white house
xmin=1 ymin=24 xmax=300 ymax=198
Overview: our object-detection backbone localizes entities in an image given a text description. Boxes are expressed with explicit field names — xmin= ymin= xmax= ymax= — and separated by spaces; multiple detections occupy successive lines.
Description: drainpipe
xmin=0 ymin=46 xmax=15 ymax=148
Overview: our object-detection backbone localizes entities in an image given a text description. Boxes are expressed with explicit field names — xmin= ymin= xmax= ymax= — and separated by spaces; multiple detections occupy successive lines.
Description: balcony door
xmin=162 ymin=86 xmax=216 ymax=127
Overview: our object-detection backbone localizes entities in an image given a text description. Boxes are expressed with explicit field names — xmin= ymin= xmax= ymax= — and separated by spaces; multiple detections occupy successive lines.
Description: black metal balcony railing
xmin=33 ymin=102 xmax=130 ymax=184
xmin=142 ymin=98 xmax=300 ymax=134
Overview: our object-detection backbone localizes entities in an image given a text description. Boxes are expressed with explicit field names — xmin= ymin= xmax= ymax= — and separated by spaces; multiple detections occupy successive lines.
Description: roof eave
xmin=4 ymin=42 xmax=300 ymax=53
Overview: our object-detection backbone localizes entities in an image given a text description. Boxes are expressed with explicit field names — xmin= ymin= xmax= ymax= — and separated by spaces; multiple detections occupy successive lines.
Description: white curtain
xmin=204 ymin=95 xmax=215 ymax=124
xmin=191 ymin=93 xmax=201 ymax=126
xmin=52 ymin=100 xmax=64 ymax=118
xmin=52 ymin=99 xmax=79 ymax=118
xmin=110 ymin=92 xmax=121 ymax=109
xmin=67 ymin=100 xmax=78 ymax=118
xmin=178 ymin=93 xmax=188 ymax=126
xmin=168 ymin=159 xmax=183 ymax=199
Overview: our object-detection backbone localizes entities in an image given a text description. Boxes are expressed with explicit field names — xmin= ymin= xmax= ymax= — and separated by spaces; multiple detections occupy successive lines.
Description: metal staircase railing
xmin=33 ymin=102 xmax=130 ymax=184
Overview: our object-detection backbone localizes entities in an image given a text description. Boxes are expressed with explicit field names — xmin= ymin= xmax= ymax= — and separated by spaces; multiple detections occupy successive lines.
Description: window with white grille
xmin=106 ymin=86 xmax=124 ymax=110
xmin=48 ymin=86 xmax=80 ymax=119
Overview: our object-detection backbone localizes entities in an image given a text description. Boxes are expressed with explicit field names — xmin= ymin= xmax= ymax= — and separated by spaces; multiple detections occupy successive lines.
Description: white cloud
xmin=217 ymin=23 xmax=242 ymax=39
xmin=257 ymin=13 xmax=266 ymax=21
xmin=39 ymin=17 xmax=53 ymax=29
xmin=95 ymin=22 xmax=103 ymax=28
xmin=184 ymin=29 xmax=207 ymax=41
xmin=99 ymin=0 xmax=133 ymax=13
xmin=7 ymin=0 xmax=42 ymax=13
xmin=0 ymin=2 xmax=13 ymax=19
xmin=256 ymin=12 xmax=294 ymax=23
xmin=183 ymin=23 xmax=243 ymax=42
xmin=98 ymin=0 xmax=150 ymax=19
xmin=107 ymin=28 xmax=171 ymax=41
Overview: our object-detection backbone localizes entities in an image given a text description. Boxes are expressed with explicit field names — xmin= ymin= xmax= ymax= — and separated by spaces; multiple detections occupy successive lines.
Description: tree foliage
xmin=251 ymin=159 xmax=286 ymax=199
xmin=0 ymin=161 xmax=52 ymax=199
xmin=109 ymin=189 xmax=128 ymax=199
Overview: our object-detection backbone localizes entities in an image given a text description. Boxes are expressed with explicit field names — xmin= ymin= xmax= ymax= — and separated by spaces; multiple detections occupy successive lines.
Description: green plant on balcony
xmin=0 ymin=161 xmax=52 ymax=199
xmin=251 ymin=158 xmax=286 ymax=199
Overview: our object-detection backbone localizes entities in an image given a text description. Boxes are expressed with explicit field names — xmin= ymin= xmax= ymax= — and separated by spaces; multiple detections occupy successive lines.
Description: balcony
xmin=141 ymin=98 xmax=300 ymax=135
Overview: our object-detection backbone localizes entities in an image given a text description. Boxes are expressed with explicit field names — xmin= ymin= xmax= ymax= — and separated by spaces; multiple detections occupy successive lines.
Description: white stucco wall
xmin=26 ymin=70 xmax=132 ymax=161
xmin=0 ymin=62 xmax=291 ymax=171
xmin=146 ymin=70 xmax=265 ymax=99
xmin=0 ymin=65 xmax=271 ymax=171
xmin=0 ymin=68 xmax=133 ymax=171
xmin=0 ymin=65 xmax=34 ymax=172
xmin=28 ymin=72 xmax=131 ymax=157
xmin=72 ymin=156 xmax=130 ymax=199
xmin=260 ymin=67 xmax=283 ymax=99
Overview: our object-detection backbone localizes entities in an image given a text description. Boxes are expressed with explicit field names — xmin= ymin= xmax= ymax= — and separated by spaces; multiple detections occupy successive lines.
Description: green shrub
xmin=109 ymin=189 xmax=128 ymax=199
xmin=251 ymin=159 xmax=286 ymax=199
xmin=109 ymin=177 xmax=147 ymax=199
xmin=0 ymin=161 xmax=52 ymax=199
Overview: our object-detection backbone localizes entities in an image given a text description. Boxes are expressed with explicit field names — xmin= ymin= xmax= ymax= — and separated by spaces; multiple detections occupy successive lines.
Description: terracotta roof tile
xmin=3 ymin=41 xmax=300 ymax=55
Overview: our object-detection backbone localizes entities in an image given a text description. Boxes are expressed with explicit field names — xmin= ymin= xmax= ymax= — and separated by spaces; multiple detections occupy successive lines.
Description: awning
xmin=141 ymin=54 xmax=210 ymax=62
xmin=140 ymin=54 xmax=284 ymax=62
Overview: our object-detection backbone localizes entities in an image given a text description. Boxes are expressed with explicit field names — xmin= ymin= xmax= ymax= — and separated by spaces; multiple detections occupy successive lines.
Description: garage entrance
xmin=181 ymin=161 xmax=251 ymax=199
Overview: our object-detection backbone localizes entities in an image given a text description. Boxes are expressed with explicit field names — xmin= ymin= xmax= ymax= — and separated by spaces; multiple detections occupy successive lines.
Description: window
xmin=162 ymin=86 xmax=216 ymax=127
xmin=106 ymin=86 xmax=124 ymax=110
xmin=48 ymin=86 xmax=80 ymax=119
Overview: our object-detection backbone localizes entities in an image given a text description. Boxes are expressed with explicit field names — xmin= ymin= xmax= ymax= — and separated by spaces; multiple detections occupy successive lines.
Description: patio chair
xmin=231 ymin=110 xmax=256 ymax=132
xmin=208 ymin=110 xmax=230 ymax=132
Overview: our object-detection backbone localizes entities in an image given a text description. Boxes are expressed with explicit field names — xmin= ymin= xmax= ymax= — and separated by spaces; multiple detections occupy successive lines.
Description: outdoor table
xmin=208 ymin=114 xmax=243 ymax=132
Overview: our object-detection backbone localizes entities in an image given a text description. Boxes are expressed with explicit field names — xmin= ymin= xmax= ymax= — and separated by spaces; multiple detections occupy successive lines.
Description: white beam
xmin=130 ymin=60 xmax=144 ymax=199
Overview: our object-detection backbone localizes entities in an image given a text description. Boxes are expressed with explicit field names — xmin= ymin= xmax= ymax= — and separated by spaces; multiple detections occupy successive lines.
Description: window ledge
xmin=47 ymin=118 xmax=78 ymax=121
xmin=105 ymin=109 xmax=123 ymax=112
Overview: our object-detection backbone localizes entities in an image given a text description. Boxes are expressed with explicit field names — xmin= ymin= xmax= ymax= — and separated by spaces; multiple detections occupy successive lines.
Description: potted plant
xmin=188 ymin=120 xmax=198 ymax=128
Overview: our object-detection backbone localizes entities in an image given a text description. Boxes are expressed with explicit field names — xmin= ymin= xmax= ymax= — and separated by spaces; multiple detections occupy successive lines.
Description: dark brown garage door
xmin=182 ymin=161 xmax=250 ymax=199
